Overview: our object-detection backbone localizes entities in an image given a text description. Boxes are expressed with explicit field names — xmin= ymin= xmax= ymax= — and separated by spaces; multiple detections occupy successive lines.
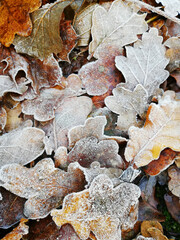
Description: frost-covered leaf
xmin=51 ymin=174 xmax=141 ymax=240
xmin=105 ymin=84 xmax=148 ymax=131
xmin=0 ymin=76 xmax=29 ymax=97
xmin=136 ymin=236 xmax=154 ymax=240
xmin=0 ymin=124 xmax=45 ymax=168
xmin=0 ymin=158 xmax=85 ymax=219
xmin=0 ymin=0 xmax=41 ymax=47
xmin=0 ymin=187 xmax=26 ymax=229
xmin=79 ymin=46 xmax=124 ymax=96
xmin=74 ymin=4 xmax=99 ymax=46
xmin=155 ymin=0 xmax=180 ymax=16
xmin=14 ymin=1 xmax=71 ymax=60
xmin=2 ymin=219 xmax=29 ymax=240
xmin=39 ymin=96 xmax=92 ymax=153
xmin=115 ymin=28 xmax=169 ymax=97
xmin=55 ymin=137 xmax=123 ymax=169
xmin=68 ymin=116 xmax=127 ymax=148
xmin=168 ymin=165 xmax=180 ymax=198
xmin=0 ymin=107 xmax=7 ymax=132
xmin=125 ymin=91 xmax=180 ymax=167
xmin=89 ymin=0 xmax=147 ymax=58
xmin=165 ymin=37 xmax=180 ymax=72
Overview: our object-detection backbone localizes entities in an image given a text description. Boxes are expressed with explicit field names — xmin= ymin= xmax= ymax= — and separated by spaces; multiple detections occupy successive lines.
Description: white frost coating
xmin=0 ymin=126 xmax=45 ymax=168
xmin=136 ymin=236 xmax=155 ymax=240
xmin=155 ymin=0 xmax=180 ymax=16
xmin=115 ymin=28 xmax=169 ymax=96
xmin=89 ymin=0 xmax=147 ymax=58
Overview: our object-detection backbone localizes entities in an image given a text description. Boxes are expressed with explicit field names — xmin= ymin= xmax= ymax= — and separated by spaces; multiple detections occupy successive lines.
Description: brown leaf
xmin=165 ymin=37 xmax=180 ymax=72
xmin=2 ymin=218 xmax=29 ymax=240
xmin=79 ymin=47 xmax=124 ymax=96
xmin=141 ymin=221 xmax=163 ymax=238
xmin=51 ymin=174 xmax=141 ymax=240
xmin=147 ymin=227 xmax=168 ymax=240
xmin=0 ymin=107 xmax=7 ymax=132
xmin=0 ymin=158 xmax=86 ymax=219
xmin=0 ymin=187 xmax=26 ymax=229
xmin=164 ymin=192 xmax=180 ymax=224
xmin=168 ymin=165 xmax=180 ymax=198
xmin=0 ymin=0 xmax=41 ymax=47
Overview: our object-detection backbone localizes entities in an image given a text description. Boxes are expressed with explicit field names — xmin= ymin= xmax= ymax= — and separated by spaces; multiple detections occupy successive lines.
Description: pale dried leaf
xmin=165 ymin=37 xmax=180 ymax=72
xmin=0 ymin=107 xmax=7 ymax=132
xmin=68 ymin=116 xmax=127 ymax=148
xmin=115 ymin=28 xmax=169 ymax=96
xmin=14 ymin=1 xmax=71 ymax=60
xmin=155 ymin=0 xmax=180 ymax=16
xmin=0 ymin=125 xmax=45 ymax=168
xmin=105 ymin=84 xmax=148 ymax=131
xmin=125 ymin=91 xmax=180 ymax=167
xmin=89 ymin=0 xmax=147 ymax=59
xmin=74 ymin=4 xmax=99 ymax=46
xmin=51 ymin=174 xmax=141 ymax=240
xmin=0 ymin=158 xmax=85 ymax=219
xmin=168 ymin=165 xmax=180 ymax=198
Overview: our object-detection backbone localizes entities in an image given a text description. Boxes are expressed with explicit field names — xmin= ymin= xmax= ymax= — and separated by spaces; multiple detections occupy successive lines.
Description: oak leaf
xmin=0 ymin=0 xmax=41 ymax=47
xmin=115 ymin=28 xmax=169 ymax=97
xmin=51 ymin=174 xmax=141 ymax=240
xmin=0 ymin=158 xmax=85 ymax=219
xmin=89 ymin=0 xmax=147 ymax=59
xmin=0 ymin=123 xmax=45 ymax=168
xmin=168 ymin=165 xmax=180 ymax=198
xmin=155 ymin=0 xmax=180 ymax=16
xmin=125 ymin=91 xmax=180 ymax=167
xmin=14 ymin=0 xmax=71 ymax=60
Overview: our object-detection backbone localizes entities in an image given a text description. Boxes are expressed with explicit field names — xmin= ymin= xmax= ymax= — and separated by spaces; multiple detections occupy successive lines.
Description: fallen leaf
xmin=155 ymin=0 xmax=180 ymax=16
xmin=125 ymin=91 xmax=180 ymax=167
xmin=165 ymin=37 xmax=180 ymax=72
xmin=51 ymin=174 xmax=141 ymax=240
xmin=143 ymin=148 xmax=177 ymax=176
xmin=14 ymin=0 xmax=71 ymax=60
xmin=115 ymin=28 xmax=169 ymax=97
xmin=0 ymin=107 xmax=7 ymax=132
xmin=136 ymin=236 xmax=154 ymax=240
xmin=0 ymin=123 xmax=45 ymax=168
xmin=0 ymin=187 xmax=26 ymax=229
xmin=164 ymin=192 xmax=180 ymax=224
xmin=0 ymin=0 xmax=41 ymax=47
xmin=89 ymin=0 xmax=147 ymax=59
xmin=147 ymin=227 xmax=168 ymax=240
xmin=2 ymin=218 xmax=29 ymax=240
xmin=68 ymin=116 xmax=127 ymax=149
xmin=105 ymin=84 xmax=148 ymax=131
xmin=78 ymin=46 xmax=124 ymax=96
xmin=141 ymin=221 xmax=163 ymax=238
xmin=0 ymin=158 xmax=86 ymax=219
xmin=74 ymin=4 xmax=99 ymax=46
xmin=168 ymin=165 xmax=180 ymax=198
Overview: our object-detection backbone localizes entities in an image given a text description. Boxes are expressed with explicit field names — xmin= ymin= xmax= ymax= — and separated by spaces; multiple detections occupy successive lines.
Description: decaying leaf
xmin=89 ymin=0 xmax=147 ymax=58
xmin=115 ymin=28 xmax=169 ymax=97
xmin=0 ymin=107 xmax=7 ymax=132
xmin=68 ymin=116 xmax=127 ymax=148
xmin=0 ymin=123 xmax=45 ymax=168
xmin=168 ymin=165 xmax=180 ymax=198
xmin=14 ymin=0 xmax=71 ymax=60
xmin=2 ymin=218 xmax=28 ymax=240
xmin=164 ymin=192 xmax=180 ymax=224
xmin=74 ymin=4 xmax=99 ymax=46
xmin=105 ymin=84 xmax=148 ymax=131
xmin=0 ymin=0 xmax=41 ymax=47
xmin=141 ymin=221 xmax=163 ymax=238
xmin=125 ymin=91 xmax=180 ymax=167
xmin=0 ymin=158 xmax=86 ymax=219
xmin=0 ymin=187 xmax=26 ymax=229
xmin=147 ymin=227 xmax=168 ymax=240
xmin=155 ymin=0 xmax=180 ymax=16
xmin=51 ymin=174 xmax=141 ymax=240
xmin=165 ymin=37 xmax=180 ymax=72
xmin=78 ymin=46 xmax=124 ymax=96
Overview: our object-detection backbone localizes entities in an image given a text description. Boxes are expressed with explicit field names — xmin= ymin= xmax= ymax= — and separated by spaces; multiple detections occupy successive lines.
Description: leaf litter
xmin=0 ymin=0 xmax=180 ymax=239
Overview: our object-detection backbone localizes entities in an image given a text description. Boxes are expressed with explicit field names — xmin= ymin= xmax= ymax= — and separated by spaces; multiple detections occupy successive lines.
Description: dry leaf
xmin=2 ymin=219 xmax=28 ymax=240
xmin=0 ymin=0 xmax=41 ymax=46
xmin=164 ymin=192 xmax=180 ymax=224
xmin=68 ymin=116 xmax=127 ymax=149
xmin=105 ymin=84 xmax=148 ymax=131
xmin=0 ymin=124 xmax=45 ymax=168
xmin=14 ymin=1 xmax=71 ymax=60
xmin=0 ymin=187 xmax=26 ymax=229
xmin=74 ymin=4 xmax=99 ymax=46
xmin=115 ymin=28 xmax=169 ymax=97
xmin=51 ymin=174 xmax=141 ymax=240
xmin=89 ymin=0 xmax=147 ymax=59
xmin=0 ymin=158 xmax=85 ymax=219
xmin=168 ymin=165 xmax=180 ymax=198
xmin=0 ymin=107 xmax=7 ymax=132
xmin=165 ymin=37 xmax=180 ymax=72
xmin=141 ymin=221 xmax=163 ymax=238
xmin=155 ymin=0 xmax=180 ymax=16
xmin=125 ymin=91 xmax=180 ymax=167
xmin=147 ymin=227 xmax=168 ymax=240
xmin=78 ymin=46 xmax=124 ymax=96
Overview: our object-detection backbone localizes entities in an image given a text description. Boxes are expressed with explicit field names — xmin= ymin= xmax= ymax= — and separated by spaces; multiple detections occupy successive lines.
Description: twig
xmin=125 ymin=0 xmax=180 ymax=25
